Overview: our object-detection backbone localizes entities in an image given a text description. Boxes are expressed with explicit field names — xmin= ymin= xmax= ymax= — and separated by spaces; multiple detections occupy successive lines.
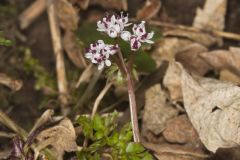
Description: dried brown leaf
xmin=90 ymin=0 xmax=128 ymax=10
xmin=220 ymin=70 xmax=240 ymax=85
xmin=55 ymin=0 xmax=79 ymax=30
xmin=29 ymin=109 xmax=54 ymax=136
xmin=181 ymin=65 xmax=240 ymax=152
xmin=63 ymin=31 xmax=87 ymax=68
xmin=163 ymin=62 xmax=182 ymax=101
xmin=142 ymin=84 xmax=178 ymax=137
xmin=163 ymin=115 xmax=199 ymax=145
xmin=175 ymin=43 xmax=211 ymax=76
xmin=36 ymin=118 xmax=77 ymax=159
xmin=136 ymin=0 xmax=161 ymax=20
xmin=152 ymin=38 xmax=191 ymax=67
xmin=164 ymin=30 xmax=220 ymax=47
xmin=0 ymin=73 xmax=23 ymax=91
xmin=200 ymin=47 xmax=240 ymax=76
xmin=144 ymin=142 xmax=209 ymax=160
xmin=193 ymin=0 xmax=227 ymax=31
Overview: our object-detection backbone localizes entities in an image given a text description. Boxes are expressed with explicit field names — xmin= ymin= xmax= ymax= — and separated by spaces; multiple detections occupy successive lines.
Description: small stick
xmin=117 ymin=49 xmax=140 ymax=143
xmin=75 ymin=64 xmax=93 ymax=88
xmin=19 ymin=0 xmax=46 ymax=29
xmin=91 ymin=82 xmax=112 ymax=118
xmin=148 ymin=20 xmax=240 ymax=41
xmin=47 ymin=0 xmax=69 ymax=112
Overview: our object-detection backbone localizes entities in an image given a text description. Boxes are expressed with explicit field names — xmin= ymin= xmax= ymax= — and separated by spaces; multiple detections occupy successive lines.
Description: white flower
xmin=121 ymin=21 xmax=154 ymax=51
xmin=85 ymin=40 xmax=118 ymax=70
xmin=97 ymin=12 xmax=131 ymax=38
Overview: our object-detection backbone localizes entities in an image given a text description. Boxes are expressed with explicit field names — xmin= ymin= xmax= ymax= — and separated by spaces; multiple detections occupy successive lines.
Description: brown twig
xmin=47 ymin=0 xmax=69 ymax=113
xmin=117 ymin=49 xmax=140 ymax=143
xmin=75 ymin=64 xmax=94 ymax=88
xmin=19 ymin=0 xmax=46 ymax=29
xmin=91 ymin=82 xmax=112 ymax=119
xmin=148 ymin=20 xmax=240 ymax=41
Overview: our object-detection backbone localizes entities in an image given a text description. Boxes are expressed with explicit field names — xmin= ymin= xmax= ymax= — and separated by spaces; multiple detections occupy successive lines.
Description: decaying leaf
xmin=55 ymin=0 xmax=79 ymax=31
xmin=164 ymin=30 xmax=220 ymax=47
xmin=193 ymin=0 xmax=227 ymax=31
xmin=63 ymin=31 xmax=87 ymax=68
xmin=0 ymin=73 xmax=23 ymax=91
xmin=181 ymin=64 xmax=240 ymax=152
xmin=142 ymin=84 xmax=178 ymax=137
xmin=220 ymin=69 xmax=240 ymax=85
xmin=90 ymin=0 xmax=128 ymax=11
xmin=152 ymin=38 xmax=191 ymax=67
xmin=29 ymin=109 xmax=54 ymax=136
xmin=175 ymin=43 xmax=211 ymax=76
xmin=136 ymin=0 xmax=161 ymax=20
xmin=163 ymin=115 xmax=199 ymax=145
xmin=35 ymin=118 xmax=77 ymax=159
xmin=143 ymin=142 xmax=209 ymax=160
xmin=163 ymin=62 xmax=182 ymax=101
xmin=200 ymin=47 xmax=240 ymax=76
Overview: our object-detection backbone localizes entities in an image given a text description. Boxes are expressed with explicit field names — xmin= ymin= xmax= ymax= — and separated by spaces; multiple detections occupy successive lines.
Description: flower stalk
xmin=117 ymin=49 xmax=140 ymax=142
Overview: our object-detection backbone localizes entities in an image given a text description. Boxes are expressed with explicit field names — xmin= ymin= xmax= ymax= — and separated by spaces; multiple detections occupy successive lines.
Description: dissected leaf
xmin=0 ymin=73 xmax=23 ymax=91
xmin=142 ymin=84 xmax=178 ymax=137
xmin=175 ymin=43 xmax=211 ymax=76
xmin=181 ymin=64 xmax=240 ymax=152
xmin=126 ymin=142 xmax=145 ymax=153
xmin=200 ymin=47 xmax=240 ymax=76
xmin=136 ymin=0 xmax=161 ymax=20
xmin=36 ymin=118 xmax=78 ymax=159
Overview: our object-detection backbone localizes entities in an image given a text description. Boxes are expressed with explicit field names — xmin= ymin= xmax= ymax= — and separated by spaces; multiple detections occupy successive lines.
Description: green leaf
xmin=142 ymin=153 xmax=154 ymax=160
xmin=93 ymin=114 xmax=105 ymax=131
xmin=107 ymin=132 xmax=119 ymax=146
xmin=126 ymin=142 xmax=145 ymax=154
xmin=77 ymin=116 xmax=93 ymax=138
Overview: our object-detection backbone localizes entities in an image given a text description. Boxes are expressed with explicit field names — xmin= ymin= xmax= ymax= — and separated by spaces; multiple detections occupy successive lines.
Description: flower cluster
xmin=85 ymin=12 xmax=154 ymax=70
xmin=97 ymin=12 xmax=131 ymax=38
xmin=85 ymin=40 xmax=118 ymax=70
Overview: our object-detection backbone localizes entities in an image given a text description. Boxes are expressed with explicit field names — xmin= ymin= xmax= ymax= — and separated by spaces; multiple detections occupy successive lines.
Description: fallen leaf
xmin=152 ymin=38 xmax=191 ymax=67
xmin=63 ymin=31 xmax=87 ymax=68
xmin=181 ymin=64 xmax=240 ymax=152
xmin=55 ymin=0 xmax=79 ymax=31
xmin=175 ymin=43 xmax=211 ymax=76
xmin=163 ymin=115 xmax=199 ymax=145
xmin=90 ymin=0 xmax=128 ymax=10
xmin=36 ymin=118 xmax=78 ymax=160
xmin=0 ymin=73 xmax=23 ymax=91
xmin=164 ymin=30 xmax=220 ymax=47
xmin=136 ymin=0 xmax=161 ymax=20
xmin=143 ymin=142 xmax=209 ymax=160
xmin=163 ymin=62 xmax=182 ymax=101
xmin=142 ymin=84 xmax=178 ymax=137
xmin=220 ymin=69 xmax=240 ymax=85
xmin=193 ymin=0 xmax=227 ymax=31
xmin=28 ymin=109 xmax=54 ymax=136
xmin=200 ymin=47 xmax=240 ymax=76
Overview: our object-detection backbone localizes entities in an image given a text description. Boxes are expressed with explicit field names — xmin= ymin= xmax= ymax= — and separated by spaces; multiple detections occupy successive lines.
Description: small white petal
xmin=120 ymin=31 xmax=131 ymax=41
xmin=145 ymin=39 xmax=154 ymax=44
xmin=105 ymin=59 xmax=111 ymax=66
xmin=85 ymin=53 xmax=93 ymax=58
xmin=147 ymin=31 xmax=154 ymax=39
xmin=108 ymin=29 xmax=118 ymax=38
xmin=98 ymin=62 xmax=104 ymax=70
